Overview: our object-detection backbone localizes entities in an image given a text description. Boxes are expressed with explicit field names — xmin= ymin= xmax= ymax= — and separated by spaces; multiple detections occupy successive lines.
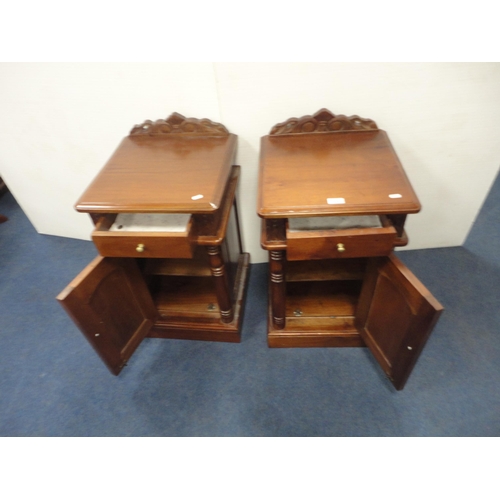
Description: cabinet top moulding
xmin=75 ymin=113 xmax=236 ymax=215
xmin=258 ymin=109 xmax=421 ymax=218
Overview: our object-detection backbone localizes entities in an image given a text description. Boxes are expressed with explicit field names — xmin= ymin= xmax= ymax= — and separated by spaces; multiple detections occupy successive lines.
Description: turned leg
xmin=269 ymin=250 xmax=286 ymax=330
xmin=206 ymin=245 xmax=234 ymax=323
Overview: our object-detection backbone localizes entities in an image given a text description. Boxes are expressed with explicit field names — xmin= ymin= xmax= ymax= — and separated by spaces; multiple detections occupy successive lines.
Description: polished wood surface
xmin=258 ymin=110 xmax=442 ymax=388
xmin=148 ymin=253 xmax=250 ymax=342
xmin=286 ymin=258 xmax=366 ymax=282
xmin=143 ymin=248 xmax=211 ymax=277
xmin=206 ymin=245 xmax=234 ymax=323
xmin=92 ymin=214 xmax=194 ymax=258
xmin=59 ymin=114 xmax=250 ymax=373
xmin=258 ymin=128 xmax=420 ymax=218
xmin=356 ymin=254 xmax=443 ymax=390
xmin=195 ymin=165 xmax=241 ymax=245
xmin=286 ymin=280 xmax=360 ymax=317
xmin=260 ymin=219 xmax=286 ymax=251
xmin=286 ymin=222 xmax=397 ymax=261
xmin=269 ymin=108 xmax=378 ymax=135
xmin=57 ymin=256 xmax=158 ymax=375
xmin=130 ymin=112 xmax=229 ymax=137
xmin=76 ymin=134 xmax=237 ymax=214
xmin=268 ymin=306 xmax=364 ymax=348
xmin=269 ymin=250 xmax=286 ymax=330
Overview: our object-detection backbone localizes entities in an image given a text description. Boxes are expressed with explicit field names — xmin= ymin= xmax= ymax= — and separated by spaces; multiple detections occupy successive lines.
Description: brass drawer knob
xmin=136 ymin=243 xmax=145 ymax=253
xmin=337 ymin=243 xmax=345 ymax=253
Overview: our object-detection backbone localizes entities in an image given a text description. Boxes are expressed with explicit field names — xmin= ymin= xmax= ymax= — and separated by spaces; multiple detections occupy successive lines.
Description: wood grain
xmin=356 ymin=254 xmax=443 ymax=390
xmin=149 ymin=253 xmax=250 ymax=342
xmin=76 ymin=133 xmax=237 ymax=214
xmin=286 ymin=224 xmax=397 ymax=260
xmin=59 ymin=116 xmax=250 ymax=372
xmin=270 ymin=108 xmax=377 ymax=135
xmin=130 ymin=112 xmax=229 ymax=137
xmin=258 ymin=130 xmax=420 ymax=218
xmin=257 ymin=112 xmax=442 ymax=388
xmin=92 ymin=214 xmax=195 ymax=258
xmin=56 ymin=257 xmax=157 ymax=375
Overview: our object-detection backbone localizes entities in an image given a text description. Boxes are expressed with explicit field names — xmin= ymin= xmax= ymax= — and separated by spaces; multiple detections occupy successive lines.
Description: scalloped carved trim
xmin=269 ymin=108 xmax=378 ymax=135
xmin=130 ymin=112 xmax=229 ymax=136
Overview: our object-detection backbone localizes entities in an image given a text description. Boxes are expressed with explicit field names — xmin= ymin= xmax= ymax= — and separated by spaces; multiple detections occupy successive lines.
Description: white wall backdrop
xmin=1 ymin=62 xmax=499 ymax=263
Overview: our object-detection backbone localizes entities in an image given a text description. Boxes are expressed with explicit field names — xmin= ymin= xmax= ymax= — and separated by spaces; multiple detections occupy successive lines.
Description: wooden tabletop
xmin=76 ymin=134 xmax=237 ymax=214
xmin=258 ymin=130 xmax=420 ymax=218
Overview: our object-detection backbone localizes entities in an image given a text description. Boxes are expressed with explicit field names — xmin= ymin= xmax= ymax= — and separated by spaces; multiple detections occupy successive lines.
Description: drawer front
xmin=91 ymin=214 xmax=195 ymax=258
xmin=92 ymin=233 xmax=194 ymax=258
xmin=286 ymin=226 xmax=397 ymax=261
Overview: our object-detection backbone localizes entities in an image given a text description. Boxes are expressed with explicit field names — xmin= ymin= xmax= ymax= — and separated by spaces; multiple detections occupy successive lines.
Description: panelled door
xmin=57 ymin=256 xmax=158 ymax=375
xmin=356 ymin=254 xmax=443 ymax=390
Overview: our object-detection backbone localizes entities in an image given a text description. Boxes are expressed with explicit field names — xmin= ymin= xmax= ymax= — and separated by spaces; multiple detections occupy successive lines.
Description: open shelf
xmin=143 ymin=247 xmax=211 ymax=277
xmin=153 ymin=276 xmax=220 ymax=321
xmin=285 ymin=280 xmax=360 ymax=318
xmin=147 ymin=253 xmax=250 ymax=343
xmin=286 ymin=258 xmax=366 ymax=282
xmin=268 ymin=278 xmax=365 ymax=348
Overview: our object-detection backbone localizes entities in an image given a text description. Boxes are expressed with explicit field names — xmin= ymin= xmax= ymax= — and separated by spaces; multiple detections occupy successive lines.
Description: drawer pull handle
xmin=136 ymin=243 xmax=145 ymax=253
xmin=337 ymin=243 xmax=345 ymax=253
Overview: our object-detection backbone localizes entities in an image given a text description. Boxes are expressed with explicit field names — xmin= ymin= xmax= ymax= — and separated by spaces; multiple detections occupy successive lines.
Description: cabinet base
xmin=147 ymin=253 xmax=250 ymax=343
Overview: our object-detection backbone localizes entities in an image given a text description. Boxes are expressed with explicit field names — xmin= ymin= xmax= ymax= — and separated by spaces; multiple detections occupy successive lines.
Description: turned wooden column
xmin=269 ymin=249 xmax=286 ymax=329
xmin=206 ymin=245 xmax=234 ymax=323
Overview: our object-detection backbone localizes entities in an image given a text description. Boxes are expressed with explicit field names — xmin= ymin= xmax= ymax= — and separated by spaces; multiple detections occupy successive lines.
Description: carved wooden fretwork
xmin=269 ymin=108 xmax=378 ymax=135
xmin=130 ymin=112 xmax=229 ymax=136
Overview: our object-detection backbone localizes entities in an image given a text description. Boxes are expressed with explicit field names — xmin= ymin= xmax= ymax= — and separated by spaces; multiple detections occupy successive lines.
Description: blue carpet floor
xmin=1 ymin=172 xmax=500 ymax=436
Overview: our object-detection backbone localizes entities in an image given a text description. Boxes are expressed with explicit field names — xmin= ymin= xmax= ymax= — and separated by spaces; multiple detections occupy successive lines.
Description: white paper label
xmin=327 ymin=197 xmax=346 ymax=205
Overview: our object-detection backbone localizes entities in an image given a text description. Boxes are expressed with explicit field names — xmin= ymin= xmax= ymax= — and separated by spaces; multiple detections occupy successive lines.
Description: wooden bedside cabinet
xmin=257 ymin=109 xmax=443 ymax=390
xmin=57 ymin=113 xmax=250 ymax=375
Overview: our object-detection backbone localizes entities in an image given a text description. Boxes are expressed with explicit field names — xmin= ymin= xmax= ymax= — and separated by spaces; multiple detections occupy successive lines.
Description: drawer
xmin=92 ymin=213 xmax=195 ymax=258
xmin=286 ymin=215 xmax=397 ymax=261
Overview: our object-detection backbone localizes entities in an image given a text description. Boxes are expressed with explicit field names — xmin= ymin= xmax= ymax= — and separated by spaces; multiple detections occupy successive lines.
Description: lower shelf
xmin=148 ymin=252 xmax=250 ymax=343
xmin=154 ymin=275 xmax=221 ymax=321
xmin=268 ymin=279 xmax=366 ymax=348
xmin=268 ymin=314 xmax=365 ymax=347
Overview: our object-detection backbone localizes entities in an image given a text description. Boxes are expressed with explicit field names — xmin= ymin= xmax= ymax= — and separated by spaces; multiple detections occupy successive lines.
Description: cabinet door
xmin=356 ymin=254 xmax=443 ymax=390
xmin=57 ymin=256 xmax=158 ymax=375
